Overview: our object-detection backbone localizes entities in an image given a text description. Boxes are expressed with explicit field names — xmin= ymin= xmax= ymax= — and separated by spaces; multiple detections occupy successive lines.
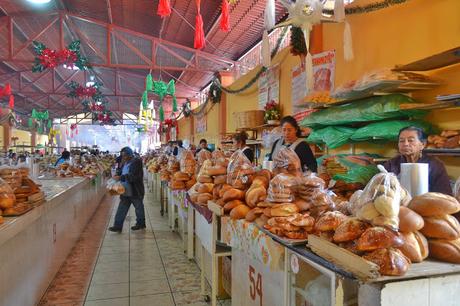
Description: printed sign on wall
xmin=258 ymin=65 xmax=280 ymax=110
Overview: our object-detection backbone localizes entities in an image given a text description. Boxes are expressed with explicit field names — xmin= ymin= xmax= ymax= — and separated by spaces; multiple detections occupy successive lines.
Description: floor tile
xmin=90 ymin=270 xmax=129 ymax=285
xmin=130 ymin=267 xmax=168 ymax=282
xmin=130 ymin=293 xmax=175 ymax=306
xmin=84 ymin=297 xmax=129 ymax=306
xmin=130 ymin=279 xmax=171 ymax=296
xmin=86 ymin=283 xmax=129 ymax=301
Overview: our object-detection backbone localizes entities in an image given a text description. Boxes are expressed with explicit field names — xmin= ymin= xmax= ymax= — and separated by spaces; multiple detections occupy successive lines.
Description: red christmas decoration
xmin=220 ymin=0 xmax=230 ymax=32
xmin=157 ymin=0 xmax=172 ymax=17
xmin=9 ymin=95 xmax=14 ymax=109
xmin=0 ymin=83 xmax=14 ymax=110
xmin=194 ymin=0 xmax=205 ymax=49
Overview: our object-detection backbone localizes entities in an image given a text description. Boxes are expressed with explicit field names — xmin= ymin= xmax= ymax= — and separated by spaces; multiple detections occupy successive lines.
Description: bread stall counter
xmin=0 ymin=175 xmax=107 ymax=306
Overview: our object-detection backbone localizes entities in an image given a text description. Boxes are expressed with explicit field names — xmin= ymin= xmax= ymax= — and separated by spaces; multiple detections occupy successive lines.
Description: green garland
xmin=290 ymin=26 xmax=307 ymax=57
xmin=323 ymin=0 xmax=410 ymax=15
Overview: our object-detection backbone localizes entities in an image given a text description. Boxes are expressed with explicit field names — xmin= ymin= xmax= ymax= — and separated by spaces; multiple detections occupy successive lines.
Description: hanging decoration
xmin=276 ymin=0 xmax=323 ymax=91
xmin=70 ymin=123 xmax=78 ymax=138
xmin=209 ymin=82 xmax=222 ymax=104
xmin=157 ymin=0 xmax=172 ymax=18
xmin=220 ymin=0 xmax=230 ymax=32
xmin=194 ymin=0 xmax=206 ymax=49
xmin=182 ymin=99 xmax=192 ymax=117
xmin=66 ymin=81 xmax=104 ymax=101
xmin=143 ymin=75 xmax=178 ymax=122
xmin=94 ymin=111 xmax=115 ymax=125
xmin=0 ymin=83 xmax=14 ymax=110
xmin=29 ymin=109 xmax=51 ymax=134
xmin=290 ymin=26 xmax=308 ymax=57
xmin=32 ymin=40 xmax=91 ymax=72
xmin=343 ymin=0 xmax=410 ymax=15
xmin=48 ymin=128 xmax=60 ymax=144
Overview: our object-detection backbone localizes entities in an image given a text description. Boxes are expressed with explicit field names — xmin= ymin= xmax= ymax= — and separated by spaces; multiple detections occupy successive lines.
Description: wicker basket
xmin=234 ymin=110 xmax=264 ymax=129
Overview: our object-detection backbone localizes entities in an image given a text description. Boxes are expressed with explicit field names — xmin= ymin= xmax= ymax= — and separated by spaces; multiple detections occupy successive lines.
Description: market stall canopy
xmin=0 ymin=0 xmax=292 ymax=119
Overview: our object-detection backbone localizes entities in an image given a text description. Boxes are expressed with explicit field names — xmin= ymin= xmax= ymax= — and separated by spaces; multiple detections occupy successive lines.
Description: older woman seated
xmin=383 ymin=126 xmax=452 ymax=195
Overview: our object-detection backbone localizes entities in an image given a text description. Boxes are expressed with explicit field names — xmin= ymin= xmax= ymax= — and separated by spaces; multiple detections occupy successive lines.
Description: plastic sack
xmin=0 ymin=177 xmax=16 ymax=209
xmin=300 ymin=94 xmax=427 ymax=128
xmin=351 ymin=169 xmax=402 ymax=230
xmin=167 ymin=156 xmax=180 ymax=172
xmin=197 ymin=149 xmax=212 ymax=165
xmin=212 ymin=150 xmax=226 ymax=161
xmin=226 ymin=150 xmax=255 ymax=189
xmin=307 ymin=126 xmax=357 ymax=149
xmin=262 ymin=126 xmax=283 ymax=149
xmin=318 ymin=154 xmax=380 ymax=185
xmin=455 ymin=177 xmax=460 ymax=201
xmin=0 ymin=165 xmax=22 ymax=190
xmin=106 ymin=178 xmax=125 ymax=195
xmin=273 ymin=147 xmax=302 ymax=177
xmin=351 ymin=120 xmax=433 ymax=142
xmin=267 ymin=173 xmax=299 ymax=203
xmin=180 ymin=150 xmax=196 ymax=175
xmin=198 ymin=160 xmax=213 ymax=178
xmin=296 ymin=172 xmax=326 ymax=201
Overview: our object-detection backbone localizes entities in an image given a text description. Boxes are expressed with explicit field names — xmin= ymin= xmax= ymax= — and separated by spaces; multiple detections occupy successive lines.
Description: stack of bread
xmin=408 ymin=193 xmax=460 ymax=263
xmin=397 ymin=207 xmax=428 ymax=263
xmin=190 ymin=182 xmax=215 ymax=206
xmin=180 ymin=150 xmax=196 ymax=176
xmin=196 ymin=149 xmax=212 ymax=171
xmin=0 ymin=167 xmax=22 ymax=191
xmin=14 ymin=177 xmax=42 ymax=205
xmin=0 ymin=178 xmax=16 ymax=220
xmin=197 ymin=160 xmax=214 ymax=184
xmin=295 ymin=174 xmax=335 ymax=218
xmin=272 ymin=147 xmax=302 ymax=177
xmin=226 ymin=151 xmax=255 ymax=190
xmin=427 ymin=130 xmax=460 ymax=149
xmin=170 ymin=172 xmax=193 ymax=190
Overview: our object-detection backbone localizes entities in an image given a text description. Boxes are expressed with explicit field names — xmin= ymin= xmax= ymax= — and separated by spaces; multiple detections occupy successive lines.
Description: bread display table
xmin=175 ymin=190 xmax=188 ymax=252
xmin=0 ymin=175 xmax=107 ymax=306
xmin=160 ymin=180 xmax=168 ymax=216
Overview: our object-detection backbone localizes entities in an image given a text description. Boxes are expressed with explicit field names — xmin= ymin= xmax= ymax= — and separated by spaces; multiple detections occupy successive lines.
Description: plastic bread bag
xmin=180 ymin=150 xmax=196 ymax=175
xmin=262 ymin=126 xmax=283 ymax=149
xmin=211 ymin=149 xmax=226 ymax=161
xmin=308 ymin=189 xmax=336 ymax=218
xmin=167 ymin=156 xmax=180 ymax=172
xmin=296 ymin=172 xmax=326 ymax=200
xmin=197 ymin=149 xmax=212 ymax=165
xmin=267 ymin=173 xmax=299 ymax=203
xmin=198 ymin=160 xmax=213 ymax=178
xmin=273 ymin=146 xmax=302 ymax=177
xmin=352 ymin=165 xmax=401 ymax=230
xmin=0 ymin=177 xmax=16 ymax=209
xmin=454 ymin=176 xmax=460 ymax=201
xmin=226 ymin=150 xmax=254 ymax=189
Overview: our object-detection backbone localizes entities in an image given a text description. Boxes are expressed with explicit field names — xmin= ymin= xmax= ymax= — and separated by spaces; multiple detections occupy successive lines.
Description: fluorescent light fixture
xmin=27 ymin=0 xmax=52 ymax=4
xmin=86 ymin=81 xmax=95 ymax=87
xmin=63 ymin=64 xmax=79 ymax=70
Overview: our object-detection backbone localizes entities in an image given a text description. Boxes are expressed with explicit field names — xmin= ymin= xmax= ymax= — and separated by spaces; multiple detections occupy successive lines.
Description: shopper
xmin=383 ymin=126 xmax=452 ymax=195
xmin=269 ymin=116 xmax=317 ymax=172
xmin=233 ymin=131 xmax=254 ymax=163
xmin=195 ymin=138 xmax=211 ymax=155
xmin=55 ymin=150 xmax=70 ymax=167
xmin=109 ymin=146 xmax=146 ymax=232
xmin=173 ymin=140 xmax=185 ymax=159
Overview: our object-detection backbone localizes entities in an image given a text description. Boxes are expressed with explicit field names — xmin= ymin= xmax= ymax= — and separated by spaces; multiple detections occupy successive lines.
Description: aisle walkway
xmin=39 ymin=187 xmax=223 ymax=306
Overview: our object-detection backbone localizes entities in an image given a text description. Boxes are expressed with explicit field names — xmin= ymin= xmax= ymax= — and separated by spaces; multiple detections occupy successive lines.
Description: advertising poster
xmin=195 ymin=114 xmax=207 ymax=134
xmin=258 ymin=65 xmax=280 ymax=110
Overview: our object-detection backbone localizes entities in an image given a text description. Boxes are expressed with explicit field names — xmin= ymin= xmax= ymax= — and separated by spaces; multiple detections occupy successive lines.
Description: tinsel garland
xmin=323 ymin=0 xmax=410 ymax=15
xmin=290 ymin=26 xmax=307 ymax=57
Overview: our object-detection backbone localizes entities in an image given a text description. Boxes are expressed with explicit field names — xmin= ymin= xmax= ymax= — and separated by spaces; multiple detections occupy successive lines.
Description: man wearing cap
xmin=109 ymin=146 xmax=146 ymax=232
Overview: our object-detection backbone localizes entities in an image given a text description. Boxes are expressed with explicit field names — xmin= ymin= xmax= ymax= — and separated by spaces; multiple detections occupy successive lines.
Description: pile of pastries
xmin=427 ymin=130 xmax=460 ymax=149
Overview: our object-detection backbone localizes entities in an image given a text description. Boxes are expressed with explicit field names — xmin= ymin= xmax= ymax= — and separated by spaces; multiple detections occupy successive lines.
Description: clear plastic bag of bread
xmin=267 ymin=173 xmax=299 ymax=203
xmin=352 ymin=166 xmax=402 ymax=230
xmin=273 ymin=146 xmax=302 ymax=177
xmin=106 ymin=178 xmax=125 ymax=195
xmin=0 ymin=177 xmax=16 ymax=210
xmin=197 ymin=149 xmax=212 ymax=165
xmin=455 ymin=176 xmax=460 ymax=201
xmin=212 ymin=149 xmax=226 ymax=161
xmin=167 ymin=156 xmax=180 ymax=172
xmin=296 ymin=172 xmax=326 ymax=200
xmin=180 ymin=150 xmax=196 ymax=175
xmin=226 ymin=150 xmax=255 ymax=189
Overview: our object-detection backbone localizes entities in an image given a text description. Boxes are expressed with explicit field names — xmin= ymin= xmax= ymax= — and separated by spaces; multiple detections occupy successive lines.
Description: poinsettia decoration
xmin=32 ymin=40 xmax=91 ymax=72
xmin=158 ymin=118 xmax=179 ymax=137
xmin=93 ymin=111 xmax=115 ymax=125
xmin=66 ymin=81 xmax=104 ymax=101
xmin=264 ymin=100 xmax=281 ymax=121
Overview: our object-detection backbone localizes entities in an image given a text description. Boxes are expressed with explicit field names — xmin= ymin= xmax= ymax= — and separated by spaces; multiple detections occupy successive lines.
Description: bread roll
xmin=190 ymin=193 xmax=199 ymax=204
xmin=197 ymin=183 xmax=214 ymax=194
xmin=218 ymin=184 xmax=232 ymax=198
xmin=185 ymin=178 xmax=196 ymax=190
xmin=0 ymin=196 xmax=15 ymax=209
xmin=408 ymin=193 xmax=460 ymax=216
xmin=197 ymin=175 xmax=213 ymax=184
xmin=245 ymin=186 xmax=267 ymax=208
xmin=398 ymin=231 xmax=429 ymax=263
xmin=428 ymin=238 xmax=460 ymax=263
xmin=246 ymin=207 xmax=264 ymax=222
xmin=256 ymin=169 xmax=272 ymax=182
xmin=357 ymin=227 xmax=404 ymax=251
xmin=230 ymin=205 xmax=251 ymax=219
xmin=207 ymin=166 xmax=227 ymax=176
xmin=314 ymin=211 xmax=348 ymax=232
xmin=173 ymin=172 xmax=190 ymax=181
xmin=333 ymin=218 xmax=370 ymax=243
xmin=171 ymin=181 xmax=186 ymax=190
xmin=270 ymin=203 xmax=299 ymax=217
xmin=399 ymin=206 xmax=424 ymax=232
xmin=372 ymin=216 xmax=399 ymax=230
xmin=255 ymin=214 xmax=269 ymax=227
xmin=223 ymin=188 xmax=245 ymax=202
xmin=197 ymin=193 xmax=213 ymax=205
xmin=286 ymin=213 xmax=315 ymax=228
xmin=293 ymin=198 xmax=312 ymax=211
xmin=338 ymin=241 xmax=363 ymax=255
xmin=363 ymin=248 xmax=410 ymax=276
xmin=420 ymin=214 xmax=460 ymax=240
xmin=224 ymin=200 xmax=244 ymax=213
xmin=213 ymin=175 xmax=227 ymax=185
xmin=356 ymin=202 xmax=380 ymax=221
xmin=252 ymin=176 xmax=269 ymax=189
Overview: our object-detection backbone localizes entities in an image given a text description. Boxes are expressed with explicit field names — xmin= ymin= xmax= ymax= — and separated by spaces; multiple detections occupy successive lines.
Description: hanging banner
xmin=195 ymin=114 xmax=207 ymax=134
xmin=292 ymin=50 xmax=336 ymax=107
xmin=258 ymin=65 xmax=280 ymax=110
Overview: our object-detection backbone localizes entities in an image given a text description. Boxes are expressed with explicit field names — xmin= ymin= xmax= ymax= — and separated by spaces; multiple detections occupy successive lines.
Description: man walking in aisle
xmin=109 ymin=146 xmax=146 ymax=232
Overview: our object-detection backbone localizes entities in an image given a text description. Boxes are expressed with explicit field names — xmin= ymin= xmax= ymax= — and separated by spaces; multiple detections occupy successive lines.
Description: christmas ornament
xmin=157 ymin=0 xmax=172 ymax=17
xmin=220 ymin=0 xmax=230 ymax=32
xmin=194 ymin=0 xmax=205 ymax=49
xmin=32 ymin=40 xmax=91 ymax=72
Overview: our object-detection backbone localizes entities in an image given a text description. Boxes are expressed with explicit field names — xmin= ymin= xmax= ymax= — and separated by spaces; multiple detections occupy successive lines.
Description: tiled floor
xmin=39 ymin=186 xmax=231 ymax=306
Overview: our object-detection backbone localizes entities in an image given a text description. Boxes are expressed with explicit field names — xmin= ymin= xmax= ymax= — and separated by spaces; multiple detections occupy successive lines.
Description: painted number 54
xmin=248 ymin=265 xmax=263 ymax=306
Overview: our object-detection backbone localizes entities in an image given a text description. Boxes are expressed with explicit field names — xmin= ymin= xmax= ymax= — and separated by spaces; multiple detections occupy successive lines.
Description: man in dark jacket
xmin=109 ymin=146 xmax=146 ymax=232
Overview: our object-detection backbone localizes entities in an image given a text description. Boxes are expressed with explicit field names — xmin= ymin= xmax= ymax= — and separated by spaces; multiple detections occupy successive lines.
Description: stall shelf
xmin=190 ymin=200 xmax=231 ymax=306
xmin=0 ymin=175 xmax=107 ymax=306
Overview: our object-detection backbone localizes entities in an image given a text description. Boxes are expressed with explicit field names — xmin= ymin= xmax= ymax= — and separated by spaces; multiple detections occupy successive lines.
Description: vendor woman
xmin=233 ymin=131 xmax=254 ymax=163
xmin=383 ymin=126 xmax=452 ymax=195
xmin=269 ymin=116 xmax=317 ymax=172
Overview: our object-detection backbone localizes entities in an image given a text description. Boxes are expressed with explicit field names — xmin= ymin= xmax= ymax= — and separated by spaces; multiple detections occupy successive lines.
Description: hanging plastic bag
xmin=180 ymin=150 xmax=196 ymax=175
xmin=106 ymin=178 xmax=125 ymax=195
xmin=226 ymin=150 xmax=254 ymax=190
xmin=273 ymin=146 xmax=302 ymax=177
xmin=351 ymin=166 xmax=402 ymax=230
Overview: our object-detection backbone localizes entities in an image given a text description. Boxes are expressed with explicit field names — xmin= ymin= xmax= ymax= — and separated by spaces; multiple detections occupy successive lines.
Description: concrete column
xmin=218 ymin=71 xmax=235 ymax=137
xmin=2 ymin=123 xmax=11 ymax=152
xmin=31 ymin=131 xmax=37 ymax=148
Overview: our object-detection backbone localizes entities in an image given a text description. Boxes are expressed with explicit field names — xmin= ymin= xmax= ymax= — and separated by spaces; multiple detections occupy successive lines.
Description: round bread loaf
xmin=399 ymin=206 xmax=424 ymax=232
xmin=229 ymin=204 xmax=250 ymax=219
xmin=420 ymin=214 xmax=460 ymax=240
xmin=333 ymin=218 xmax=370 ymax=243
xmin=408 ymin=193 xmax=460 ymax=216
xmin=357 ymin=227 xmax=404 ymax=251
xmin=428 ymin=238 xmax=460 ymax=263
xmin=223 ymin=199 xmax=244 ymax=213
xmin=314 ymin=211 xmax=348 ymax=232
xmin=363 ymin=248 xmax=410 ymax=276
xmin=270 ymin=203 xmax=299 ymax=217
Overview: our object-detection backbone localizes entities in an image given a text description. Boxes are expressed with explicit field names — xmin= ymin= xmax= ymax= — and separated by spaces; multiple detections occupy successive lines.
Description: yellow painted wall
xmin=12 ymin=129 xmax=31 ymax=146
xmin=37 ymin=134 xmax=49 ymax=145
xmin=322 ymin=0 xmax=460 ymax=178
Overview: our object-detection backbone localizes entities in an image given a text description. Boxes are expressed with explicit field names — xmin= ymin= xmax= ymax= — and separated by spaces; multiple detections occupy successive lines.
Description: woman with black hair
xmin=383 ymin=126 xmax=452 ymax=195
xmin=55 ymin=150 xmax=71 ymax=167
xmin=269 ymin=116 xmax=317 ymax=172
xmin=233 ymin=131 xmax=254 ymax=163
